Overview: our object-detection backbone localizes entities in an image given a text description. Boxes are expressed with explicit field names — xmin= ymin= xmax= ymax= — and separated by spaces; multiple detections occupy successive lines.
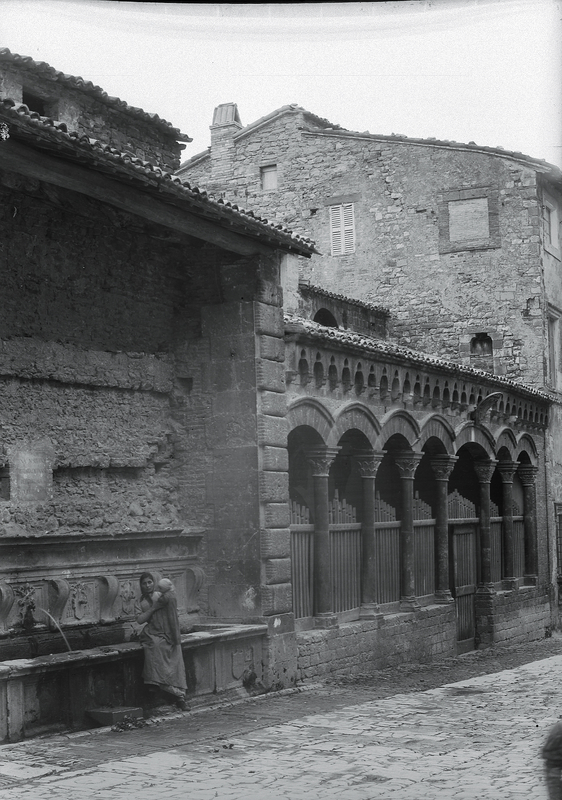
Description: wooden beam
xmin=0 ymin=138 xmax=278 ymax=257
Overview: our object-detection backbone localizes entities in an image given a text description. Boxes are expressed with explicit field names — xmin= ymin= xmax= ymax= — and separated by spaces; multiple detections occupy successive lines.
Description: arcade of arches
xmin=287 ymin=402 xmax=544 ymax=660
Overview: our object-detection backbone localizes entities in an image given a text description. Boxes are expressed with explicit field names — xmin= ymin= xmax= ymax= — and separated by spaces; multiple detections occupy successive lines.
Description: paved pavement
xmin=0 ymin=655 xmax=561 ymax=799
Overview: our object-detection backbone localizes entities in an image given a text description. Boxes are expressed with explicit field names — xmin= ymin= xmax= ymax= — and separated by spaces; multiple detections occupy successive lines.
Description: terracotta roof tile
xmin=285 ymin=313 xmax=552 ymax=403
xmin=0 ymin=100 xmax=316 ymax=256
xmin=0 ymin=48 xmax=191 ymax=142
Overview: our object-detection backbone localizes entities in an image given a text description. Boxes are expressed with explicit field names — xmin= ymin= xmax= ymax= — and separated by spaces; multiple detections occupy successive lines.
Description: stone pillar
xmin=430 ymin=455 xmax=458 ymax=603
xmin=497 ymin=461 xmax=519 ymax=588
xmin=473 ymin=460 xmax=498 ymax=589
xmin=307 ymin=447 xmax=340 ymax=627
xmin=395 ymin=452 xmax=424 ymax=612
xmin=354 ymin=450 xmax=385 ymax=619
xmin=518 ymin=464 xmax=539 ymax=580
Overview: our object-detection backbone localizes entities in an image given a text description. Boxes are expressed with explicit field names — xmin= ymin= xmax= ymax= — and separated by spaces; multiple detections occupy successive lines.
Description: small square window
xmin=260 ymin=165 xmax=278 ymax=191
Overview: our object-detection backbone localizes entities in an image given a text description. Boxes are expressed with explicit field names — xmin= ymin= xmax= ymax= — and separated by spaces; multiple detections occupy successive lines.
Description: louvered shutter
xmin=342 ymin=203 xmax=355 ymax=253
xmin=330 ymin=204 xmax=355 ymax=255
xmin=330 ymin=205 xmax=343 ymax=255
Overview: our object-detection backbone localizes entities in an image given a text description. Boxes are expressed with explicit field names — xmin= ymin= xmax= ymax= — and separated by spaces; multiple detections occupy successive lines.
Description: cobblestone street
xmin=0 ymin=651 xmax=560 ymax=799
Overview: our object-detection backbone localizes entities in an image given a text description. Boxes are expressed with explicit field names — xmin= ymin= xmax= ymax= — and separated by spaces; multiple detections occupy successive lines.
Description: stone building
xmin=0 ymin=51 xmax=315 ymax=740
xmin=178 ymin=103 xmax=562 ymax=634
xmin=0 ymin=53 xmax=555 ymax=741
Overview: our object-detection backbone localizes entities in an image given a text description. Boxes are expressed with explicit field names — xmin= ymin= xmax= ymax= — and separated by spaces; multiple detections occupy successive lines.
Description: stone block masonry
xmin=296 ymin=604 xmax=458 ymax=680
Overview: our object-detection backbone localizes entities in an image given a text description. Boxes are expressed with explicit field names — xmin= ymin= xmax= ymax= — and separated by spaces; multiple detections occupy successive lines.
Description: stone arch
xmin=286 ymin=398 xmax=334 ymax=443
xmin=417 ymin=414 xmax=456 ymax=453
xmin=329 ymin=403 xmax=381 ymax=448
xmin=514 ymin=433 xmax=539 ymax=464
xmin=494 ymin=427 xmax=518 ymax=455
xmin=377 ymin=409 xmax=421 ymax=450
xmin=453 ymin=422 xmax=496 ymax=458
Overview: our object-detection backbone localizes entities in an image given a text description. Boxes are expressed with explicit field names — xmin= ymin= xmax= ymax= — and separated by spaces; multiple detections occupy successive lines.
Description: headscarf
xmin=139 ymin=572 xmax=155 ymax=598
xmin=157 ymin=578 xmax=174 ymax=593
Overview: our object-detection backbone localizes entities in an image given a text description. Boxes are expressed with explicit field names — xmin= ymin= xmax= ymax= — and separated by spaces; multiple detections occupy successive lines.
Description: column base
xmin=501 ymin=577 xmax=519 ymax=591
xmin=399 ymin=596 xmax=421 ymax=612
xmin=314 ymin=613 xmax=339 ymax=630
xmin=434 ymin=589 xmax=454 ymax=604
xmin=476 ymin=583 xmax=496 ymax=596
xmin=524 ymin=574 xmax=538 ymax=587
xmin=359 ymin=603 xmax=384 ymax=621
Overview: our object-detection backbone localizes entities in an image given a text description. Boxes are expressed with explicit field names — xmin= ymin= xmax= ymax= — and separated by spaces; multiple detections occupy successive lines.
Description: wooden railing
xmin=373 ymin=495 xmax=400 ymax=604
xmin=290 ymin=501 xmax=314 ymax=619
xmin=329 ymin=492 xmax=361 ymax=613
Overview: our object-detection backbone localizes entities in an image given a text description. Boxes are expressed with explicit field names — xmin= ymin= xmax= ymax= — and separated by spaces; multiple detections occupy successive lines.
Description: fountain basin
xmin=0 ymin=623 xmax=267 ymax=742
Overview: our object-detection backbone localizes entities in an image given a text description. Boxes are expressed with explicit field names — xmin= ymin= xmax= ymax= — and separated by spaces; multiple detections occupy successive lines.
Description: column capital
xmin=430 ymin=454 xmax=458 ymax=481
xmin=473 ymin=459 xmax=498 ymax=485
xmin=394 ymin=451 xmax=424 ymax=480
xmin=517 ymin=464 xmax=538 ymax=486
xmin=496 ymin=460 xmax=519 ymax=483
xmin=354 ymin=450 xmax=385 ymax=479
xmin=306 ymin=446 xmax=341 ymax=477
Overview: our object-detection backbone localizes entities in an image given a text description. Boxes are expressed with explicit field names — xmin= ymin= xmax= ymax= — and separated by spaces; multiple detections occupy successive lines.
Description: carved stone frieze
xmin=429 ymin=455 xmax=458 ymax=481
xmin=394 ymin=452 xmax=423 ymax=480
xmin=518 ymin=464 xmax=538 ymax=486
xmin=306 ymin=447 xmax=341 ymax=477
xmin=0 ymin=582 xmax=14 ymax=633
xmin=354 ymin=451 xmax=385 ymax=480
xmin=473 ymin=460 xmax=498 ymax=484
xmin=496 ymin=461 xmax=519 ymax=483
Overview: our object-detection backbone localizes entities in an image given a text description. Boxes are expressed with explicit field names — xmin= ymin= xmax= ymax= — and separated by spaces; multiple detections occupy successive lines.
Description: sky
xmin=1 ymin=0 xmax=561 ymax=168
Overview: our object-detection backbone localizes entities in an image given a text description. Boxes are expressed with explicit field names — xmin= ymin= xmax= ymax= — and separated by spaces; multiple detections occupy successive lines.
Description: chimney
xmin=210 ymin=103 xmax=242 ymax=183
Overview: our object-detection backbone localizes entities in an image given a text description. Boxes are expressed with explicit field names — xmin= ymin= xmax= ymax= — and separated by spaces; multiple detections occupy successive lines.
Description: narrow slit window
xmin=544 ymin=205 xmax=553 ymax=246
xmin=330 ymin=203 xmax=355 ymax=256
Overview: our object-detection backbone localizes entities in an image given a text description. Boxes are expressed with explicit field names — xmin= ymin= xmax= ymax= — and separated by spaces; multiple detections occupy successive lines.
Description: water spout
xmin=35 ymin=608 xmax=72 ymax=652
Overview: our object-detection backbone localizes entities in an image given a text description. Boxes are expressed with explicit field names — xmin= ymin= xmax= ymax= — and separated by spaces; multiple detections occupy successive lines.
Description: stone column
xmin=430 ymin=455 xmax=458 ymax=603
xmin=497 ymin=461 xmax=519 ymax=588
xmin=518 ymin=464 xmax=539 ymax=581
xmin=354 ymin=450 xmax=385 ymax=619
xmin=395 ymin=452 xmax=424 ymax=612
xmin=307 ymin=447 xmax=341 ymax=627
xmin=473 ymin=460 xmax=498 ymax=590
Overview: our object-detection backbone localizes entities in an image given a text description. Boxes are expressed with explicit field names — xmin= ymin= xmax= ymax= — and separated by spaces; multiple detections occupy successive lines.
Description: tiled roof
xmin=298 ymin=281 xmax=390 ymax=315
xmin=285 ymin=313 xmax=552 ymax=404
xmin=178 ymin=104 xmax=343 ymax=173
xmin=300 ymin=123 xmax=562 ymax=182
xmin=0 ymin=48 xmax=192 ymax=143
xmin=178 ymin=101 xmax=561 ymax=183
xmin=0 ymin=99 xmax=316 ymax=256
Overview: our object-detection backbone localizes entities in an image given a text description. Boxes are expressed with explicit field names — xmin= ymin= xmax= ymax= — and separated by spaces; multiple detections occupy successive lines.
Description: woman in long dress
xmin=136 ymin=572 xmax=188 ymax=711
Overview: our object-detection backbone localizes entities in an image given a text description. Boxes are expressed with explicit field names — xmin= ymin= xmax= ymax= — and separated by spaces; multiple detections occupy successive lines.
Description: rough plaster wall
xmin=0 ymin=172 xmax=226 ymax=536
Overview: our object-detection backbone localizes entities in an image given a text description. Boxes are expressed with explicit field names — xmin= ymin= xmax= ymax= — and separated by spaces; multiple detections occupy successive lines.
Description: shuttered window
xmin=330 ymin=203 xmax=355 ymax=255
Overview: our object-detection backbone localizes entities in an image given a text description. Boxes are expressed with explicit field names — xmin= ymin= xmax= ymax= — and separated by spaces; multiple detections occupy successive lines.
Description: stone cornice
xmin=285 ymin=314 xmax=552 ymax=406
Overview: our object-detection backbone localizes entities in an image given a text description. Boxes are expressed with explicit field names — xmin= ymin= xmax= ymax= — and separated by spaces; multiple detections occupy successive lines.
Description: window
xmin=543 ymin=204 xmax=552 ymax=246
xmin=330 ymin=203 xmax=355 ymax=256
xmin=543 ymin=197 xmax=560 ymax=257
xmin=260 ymin=165 xmax=277 ymax=191
xmin=547 ymin=305 xmax=561 ymax=388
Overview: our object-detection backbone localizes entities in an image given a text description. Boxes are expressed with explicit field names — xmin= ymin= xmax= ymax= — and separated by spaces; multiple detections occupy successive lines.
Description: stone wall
xmin=181 ymin=113 xmax=547 ymax=387
xmin=296 ymin=605 xmax=458 ymax=680
xmin=0 ymin=63 xmax=184 ymax=171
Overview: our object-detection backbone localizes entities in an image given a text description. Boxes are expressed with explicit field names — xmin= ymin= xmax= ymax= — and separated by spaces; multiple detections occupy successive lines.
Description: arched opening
xmin=313 ymin=308 xmax=338 ymax=328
